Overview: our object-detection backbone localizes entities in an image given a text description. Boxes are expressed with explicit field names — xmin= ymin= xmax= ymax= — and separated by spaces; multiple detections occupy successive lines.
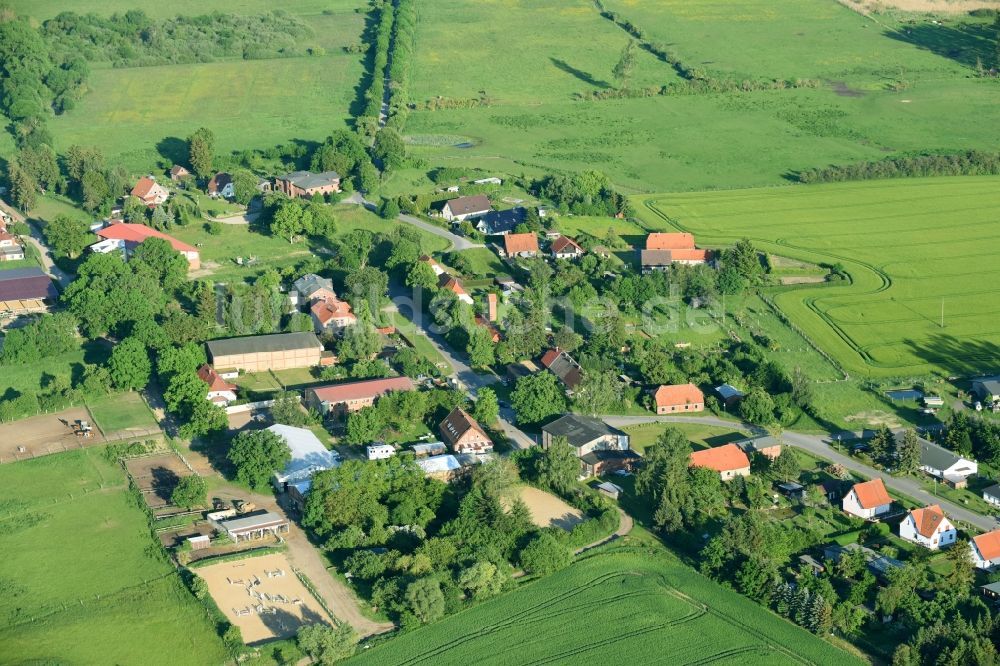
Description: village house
xmin=907 ymin=433 xmax=978 ymax=488
xmin=899 ymin=504 xmax=956 ymax=550
xmin=501 ymin=232 xmax=539 ymax=258
xmin=476 ymin=207 xmax=526 ymax=235
xmin=207 ymin=172 xmax=234 ymax=199
xmin=292 ymin=273 xmax=336 ymax=304
xmin=269 ymin=424 xmax=341 ymax=492
xmin=0 ymin=221 xmax=25 ymax=262
xmin=206 ymin=332 xmax=324 ymax=373
xmin=540 ymin=348 xmax=583 ymax=391
xmin=653 ymin=383 xmax=705 ymax=414
xmin=310 ymin=294 xmax=357 ymax=333
xmin=550 ymin=235 xmax=584 ymax=260
xmin=842 ymin=478 xmax=892 ymax=520
xmin=442 ymin=194 xmax=491 ymax=222
xmin=196 ymin=364 xmax=238 ymax=406
xmin=640 ymin=232 xmax=709 ymax=273
xmin=984 ymin=484 xmax=1000 ymax=507
xmin=438 ymin=274 xmax=474 ymax=305
xmin=823 ymin=543 xmax=903 ymax=583
xmin=169 ymin=165 xmax=190 ymax=181
xmin=305 ymin=377 xmax=414 ymax=417
xmin=130 ymin=176 xmax=169 ymax=207
xmin=973 ymin=376 xmax=1000 ymax=408
xmin=92 ymin=223 xmax=201 ymax=269
xmin=419 ymin=254 xmax=446 ymax=276
xmin=737 ymin=435 xmax=782 ymax=460
xmin=274 ymin=171 xmax=341 ymax=198
xmin=541 ymin=414 xmax=638 ymax=478
xmin=971 ymin=530 xmax=1000 ymax=570
xmin=439 ymin=407 xmax=493 ymax=454
xmin=474 ymin=314 xmax=501 ymax=342
xmin=689 ymin=443 xmax=751 ymax=481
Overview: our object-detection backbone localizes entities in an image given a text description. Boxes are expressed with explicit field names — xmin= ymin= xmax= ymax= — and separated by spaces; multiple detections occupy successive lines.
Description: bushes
xmin=0 ymin=313 xmax=78 ymax=365
xmin=357 ymin=2 xmax=395 ymax=136
xmin=796 ymin=150 xmax=1000 ymax=184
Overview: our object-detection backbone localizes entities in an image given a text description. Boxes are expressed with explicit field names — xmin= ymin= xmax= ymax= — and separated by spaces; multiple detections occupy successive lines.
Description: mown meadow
xmin=348 ymin=547 xmax=863 ymax=666
xmin=0 ymin=449 xmax=226 ymax=664
xmin=637 ymin=176 xmax=1000 ymax=378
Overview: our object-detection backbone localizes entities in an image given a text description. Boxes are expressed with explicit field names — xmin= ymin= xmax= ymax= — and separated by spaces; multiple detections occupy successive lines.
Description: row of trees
xmin=796 ymin=151 xmax=1000 ymax=184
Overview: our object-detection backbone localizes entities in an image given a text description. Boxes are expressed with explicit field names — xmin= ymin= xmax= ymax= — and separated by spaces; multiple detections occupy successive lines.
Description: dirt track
xmin=0 ymin=407 xmax=106 ymax=463
xmin=839 ymin=0 xmax=1000 ymax=13
xmin=196 ymin=553 xmax=333 ymax=644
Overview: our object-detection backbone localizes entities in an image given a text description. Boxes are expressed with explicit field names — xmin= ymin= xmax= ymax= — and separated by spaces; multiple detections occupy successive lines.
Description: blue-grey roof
xmin=715 ymin=384 xmax=744 ymax=400
xmin=476 ymin=208 xmax=527 ymax=235
xmin=279 ymin=170 xmax=340 ymax=189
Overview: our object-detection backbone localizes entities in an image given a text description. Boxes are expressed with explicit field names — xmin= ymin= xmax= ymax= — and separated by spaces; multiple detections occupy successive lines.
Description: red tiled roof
xmin=130 ymin=177 xmax=159 ymax=200
xmin=310 ymin=295 xmax=355 ymax=326
xmin=669 ymin=248 xmax=708 ymax=262
xmin=909 ymin=504 xmax=947 ymax=538
xmin=850 ymin=478 xmax=891 ymax=509
xmin=197 ymin=364 xmax=236 ymax=393
xmin=551 ymin=236 xmax=583 ymax=254
xmin=97 ymin=223 xmax=197 ymax=254
xmin=310 ymin=377 xmax=414 ymax=404
xmin=503 ymin=233 xmax=539 ymax=255
xmin=646 ymin=232 xmax=695 ymax=250
xmin=474 ymin=314 xmax=500 ymax=342
xmin=654 ymin=383 xmax=704 ymax=408
xmin=974 ymin=529 xmax=1000 ymax=561
xmin=689 ymin=444 xmax=750 ymax=473
xmin=438 ymin=274 xmax=468 ymax=296
xmin=541 ymin=348 xmax=561 ymax=368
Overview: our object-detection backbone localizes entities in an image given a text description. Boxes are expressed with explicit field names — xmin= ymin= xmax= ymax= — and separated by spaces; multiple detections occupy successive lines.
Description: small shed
xmin=596 ymin=481 xmax=623 ymax=500
xmin=777 ymin=481 xmax=805 ymax=499
xmin=715 ymin=383 xmax=745 ymax=408
xmin=187 ymin=535 xmax=211 ymax=550
xmin=981 ymin=582 xmax=1000 ymax=602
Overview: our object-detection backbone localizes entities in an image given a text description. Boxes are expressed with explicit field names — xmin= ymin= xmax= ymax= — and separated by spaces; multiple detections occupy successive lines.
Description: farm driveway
xmin=575 ymin=508 xmax=633 ymax=555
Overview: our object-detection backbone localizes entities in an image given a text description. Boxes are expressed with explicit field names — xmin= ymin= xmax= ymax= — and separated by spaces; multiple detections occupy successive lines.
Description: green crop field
xmin=348 ymin=548 xmax=861 ymax=666
xmin=0 ymin=449 xmax=226 ymax=664
xmin=637 ymin=176 xmax=1000 ymax=378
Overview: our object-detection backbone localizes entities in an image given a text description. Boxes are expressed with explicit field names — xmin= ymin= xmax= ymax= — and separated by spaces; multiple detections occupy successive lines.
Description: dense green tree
xmin=466 ymin=325 xmax=496 ymax=369
xmin=869 ymin=425 xmax=894 ymax=466
xmin=538 ymin=436 xmax=579 ymax=494
xmin=131 ymin=237 xmax=189 ymax=291
xmin=895 ymin=429 xmax=921 ymax=474
xmin=519 ymin=532 xmax=569 ymax=576
xmin=42 ymin=215 xmax=90 ymax=258
xmin=228 ymin=429 xmax=292 ymax=490
xmin=612 ymin=39 xmax=637 ymax=88
xmin=739 ymin=389 xmax=775 ymax=425
xmin=473 ymin=387 xmax=499 ymax=426
xmin=378 ymin=197 xmax=400 ymax=220
xmin=768 ymin=445 xmax=798 ymax=481
xmin=636 ymin=427 xmax=692 ymax=533
xmin=179 ymin=398 xmax=228 ymax=439
xmin=297 ymin=623 xmax=356 ymax=665
xmin=271 ymin=391 xmax=308 ymax=426
xmin=109 ymin=337 xmax=152 ymax=391
xmin=723 ymin=238 xmax=763 ymax=283
xmin=8 ymin=161 xmax=38 ymax=211
xmin=573 ymin=371 xmax=623 ymax=416
xmin=231 ymin=169 xmax=259 ymax=206
xmin=345 ymin=406 xmax=386 ymax=444
xmin=457 ymin=561 xmax=507 ymax=600
xmin=510 ymin=372 xmax=566 ymax=425
xmin=170 ymin=475 xmax=207 ymax=509
xmin=404 ymin=577 xmax=445 ymax=624
xmin=80 ymin=168 xmax=111 ymax=211
xmin=187 ymin=127 xmax=215 ymax=178
xmin=371 ymin=127 xmax=406 ymax=170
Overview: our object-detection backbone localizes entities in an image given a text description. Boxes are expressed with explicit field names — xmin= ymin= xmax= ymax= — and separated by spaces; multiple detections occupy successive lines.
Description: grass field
xmin=621 ymin=421 xmax=750 ymax=454
xmin=0 ymin=449 xmax=226 ymax=664
xmin=348 ymin=547 xmax=862 ymax=666
xmin=87 ymin=392 xmax=160 ymax=433
xmin=0 ymin=342 xmax=108 ymax=399
xmin=11 ymin=0 xmax=364 ymax=20
xmin=637 ymin=176 xmax=1000 ymax=378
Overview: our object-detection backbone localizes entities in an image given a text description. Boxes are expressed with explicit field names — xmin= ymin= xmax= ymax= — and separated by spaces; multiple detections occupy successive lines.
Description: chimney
xmin=487 ymin=293 xmax=498 ymax=322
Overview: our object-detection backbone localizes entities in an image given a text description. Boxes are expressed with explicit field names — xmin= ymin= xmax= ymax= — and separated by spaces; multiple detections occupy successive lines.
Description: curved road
xmin=0 ymin=200 xmax=71 ymax=288
xmin=601 ymin=414 xmax=997 ymax=533
xmin=345 ymin=192 xmax=483 ymax=251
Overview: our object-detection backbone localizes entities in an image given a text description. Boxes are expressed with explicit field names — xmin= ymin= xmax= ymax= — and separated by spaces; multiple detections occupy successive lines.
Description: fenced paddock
xmin=124 ymin=451 xmax=195 ymax=510
xmin=195 ymin=552 xmax=333 ymax=644
xmin=0 ymin=407 xmax=107 ymax=463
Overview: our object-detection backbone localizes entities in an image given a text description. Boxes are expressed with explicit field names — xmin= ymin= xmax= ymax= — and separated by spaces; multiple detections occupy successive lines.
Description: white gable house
xmin=842 ymin=479 xmax=892 ymax=520
xmin=899 ymin=505 xmax=956 ymax=550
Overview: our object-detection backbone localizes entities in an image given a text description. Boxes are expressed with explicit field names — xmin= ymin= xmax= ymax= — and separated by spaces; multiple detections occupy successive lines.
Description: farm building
xmin=842 ymin=478 xmax=892 ymax=520
xmin=541 ymin=414 xmax=634 ymax=477
xmin=971 ymin=530 xmax=1000 ymax=570
xmin=984 ymin=484 xmax=1000 ymax=507
xmin=411 ymin=441 xmax=447 ymax=457
xmin=476 ymin=207 xmax=526 ymax=235
xmin=646 ymin=232 xmax=695 ymax=250
xmin=0 ymin=267 xmax=58 ymax=305
xmin=130 ymin=176 xmax=169 ymax=206
xmin=274 ymin=171 xmax=341 ymax=198
xmin=93 ymin=223 xmax=200 ymax=269
xmin=640 ymin=233 xmax=708 ymax=272
xmin=689 ymin=444 xmax=750 ymax=481
xmin=579 ymin=449 xmax=641 ymax=478
xmin=904 ymin=433 xmax=978 ymax=488
xmin=899 ymin=505 xmax=956 ymax=550
xmin=416 ymin=454 xmax=462 ymax=481
xmin=737 ymin=435 xmax=782 ymax=460
xmin=501 ymin=233 xmax=539 ymax=258
xmin=206 ymin=332 xmax=323 ymax=373
xmin=442 ymin=195 xmax=491 ymax=222
xmin=973 ymin=376 xmax=1000 ymax=406
xmin=268 ymin=424 xmax=340 ymax=491
xmin=715 ymin=384 xmax=744 ymax=408
xmin=367 ymin=444 xmax=396 ymax=461
xmin=540 ymin=348 xmax=583 ymax=390
xmin=439 ymin=408 xmax=493 ymax=454
xmin=196 ymin=364 xmax=238 ymax=406
xmin=653 ymin=383 xmax=704 ymax=414
xmin=305 ymin=377 xmax=414 ymax=417
xmin=216 ymin=512 xmax=290 ymax=543
xmin=823 ymin=543 xmax=903 ymax=582
xmin=207 ymin=172 xmax=234 ymax=199
xmin=550 ymin=236 xmax=584 ymax=260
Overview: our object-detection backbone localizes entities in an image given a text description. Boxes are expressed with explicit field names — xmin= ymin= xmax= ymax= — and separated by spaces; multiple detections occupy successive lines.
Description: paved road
xmin=0 ymin=199 xmax=72 ymax=288
xmin=601 ymin=414 xmax=997 ymax=533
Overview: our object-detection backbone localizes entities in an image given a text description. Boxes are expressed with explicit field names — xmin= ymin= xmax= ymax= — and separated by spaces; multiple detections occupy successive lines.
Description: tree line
xmin=796 ymin=151 xmax=1000 ymax=184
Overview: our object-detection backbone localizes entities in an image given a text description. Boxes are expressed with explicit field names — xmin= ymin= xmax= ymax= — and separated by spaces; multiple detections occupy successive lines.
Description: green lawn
xmin=0 ymin=342 xmax=108 ymax=399
xmin=0 ymin=449 xmax=227 ymax=664
xmin=637 ymin=176 xmax=1000 ymax=377
xmin=622 ymin=421 xmax=749 ymax=455
xmin=335 ymin=205 xmax=450 ymax=254
xmin=348 ymin=546 xmax=862 ymax=665
xmin=11 ymin=0 xmax=363 ymax=20
xmin=390 ymin=318 xmax=448 ymax=368
xmin=86 ymin=392 xmax=160 ymax=433
xmin=452 ymin=248 xmax=506 ymax=279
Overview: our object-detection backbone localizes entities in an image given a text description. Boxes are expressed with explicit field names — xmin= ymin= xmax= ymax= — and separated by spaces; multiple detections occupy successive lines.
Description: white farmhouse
xmin=971 ymin=530 xmax=1000 ymax=570
xmin=899 ymin=504 xmax=956 ymax=550
xmin=842 ymin=478 xmax=892 ymax=520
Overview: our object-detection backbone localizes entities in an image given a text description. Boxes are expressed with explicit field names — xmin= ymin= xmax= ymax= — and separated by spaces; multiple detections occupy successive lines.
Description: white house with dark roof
xmin=903 ymin=432 xmax=978 ymax=488
xmin=984 ymin=484 xmax=1000 ymax=507
xmin=442 ymin=195 xmax=491 ymax=222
